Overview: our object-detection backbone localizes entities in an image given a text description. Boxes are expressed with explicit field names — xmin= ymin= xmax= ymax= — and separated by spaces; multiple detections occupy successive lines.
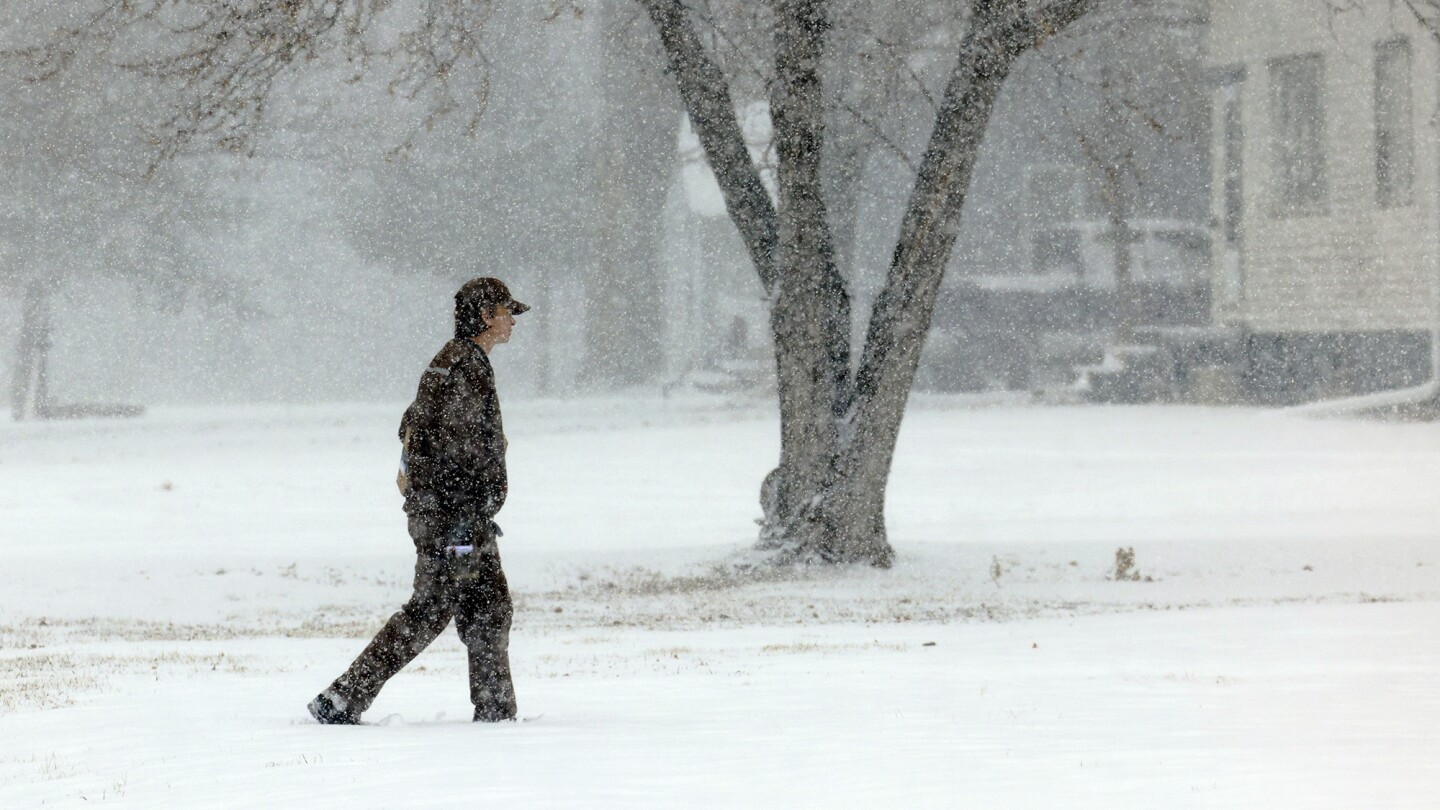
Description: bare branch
xmin=830 ymin=95 xmax=917 ymax=172
xmin=847 ymin=0 xmax=1099 ymax=461
xmin=872 ymin=34 xmax=941 ymax=113
xmin=4 ymin=0 xmax=498 ymax=172
xmin=637 ymin=0 xmax=779 ymax=293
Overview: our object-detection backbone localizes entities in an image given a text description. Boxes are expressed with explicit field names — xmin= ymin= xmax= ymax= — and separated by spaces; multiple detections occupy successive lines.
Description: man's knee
xmin=397 ymin=574 xmax=453 ymax=636
xmin=482 ymin=583 xmax=513 ymax=636
xmin=457 ymin=600 xmax=511 ymax=649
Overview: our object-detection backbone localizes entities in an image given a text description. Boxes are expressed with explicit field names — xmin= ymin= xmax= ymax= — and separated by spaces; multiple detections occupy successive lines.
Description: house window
xmin=1375 ymin=39 xmax=1414 ymax=208
xmin=1269 ymin=54 xmax=1326 ymax=215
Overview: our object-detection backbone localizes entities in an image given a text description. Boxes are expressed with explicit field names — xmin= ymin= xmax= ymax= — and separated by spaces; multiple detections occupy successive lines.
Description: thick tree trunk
xmin=828 ymin=15 xmax=1028 ymax=567
xmin=829 ymin=1 xmax=1099 ymax=565
xmin=641 ymin=0 xmax=1099 ymax=567
xmin=764 ymin=0 xmax=854 ymax=559
xmin=637 ymin=0 xmax=844 ymax=554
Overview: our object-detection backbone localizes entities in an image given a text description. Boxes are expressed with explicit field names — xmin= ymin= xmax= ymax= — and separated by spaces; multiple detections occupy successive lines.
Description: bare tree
xmin=13 ymin=0 xmax=1099 ymax=563
xmin=647 ymin=0 xmax=1098 ymax=564
xmin=0 ymin=10 xmax=256 ymax=419
xmin=1041 ymin=0 xmax=1206 ymax=340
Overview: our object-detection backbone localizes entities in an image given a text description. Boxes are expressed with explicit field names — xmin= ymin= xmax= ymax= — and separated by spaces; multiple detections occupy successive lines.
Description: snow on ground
xmin=1 ymin=395 xmax=1437 ymax=808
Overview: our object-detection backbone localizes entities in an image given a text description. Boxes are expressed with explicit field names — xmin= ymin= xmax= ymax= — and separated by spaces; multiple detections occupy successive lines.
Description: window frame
xmin=1374 ymin=37 xmax=1415 ymax=209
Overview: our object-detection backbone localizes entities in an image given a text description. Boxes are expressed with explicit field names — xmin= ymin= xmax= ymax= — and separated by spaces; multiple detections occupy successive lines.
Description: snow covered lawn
xmin=1 ymin=397 xmax=1437 ymax=807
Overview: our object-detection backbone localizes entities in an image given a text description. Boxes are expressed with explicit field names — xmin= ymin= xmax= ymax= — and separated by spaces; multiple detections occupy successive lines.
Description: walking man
xmin=308 ymin=277 xmax=528 ymax=724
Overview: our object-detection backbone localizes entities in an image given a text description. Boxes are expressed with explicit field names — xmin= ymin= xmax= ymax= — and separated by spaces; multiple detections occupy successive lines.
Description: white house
xmin=659 ymin=108 xmax=773 ymax=391
xmin=1207 ymin=0 xmax=1440 ymax=399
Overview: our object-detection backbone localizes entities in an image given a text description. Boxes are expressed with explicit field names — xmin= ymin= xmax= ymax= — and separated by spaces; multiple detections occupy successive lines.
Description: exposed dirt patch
xmin=0 ymin=650 xmax=256 ymax=713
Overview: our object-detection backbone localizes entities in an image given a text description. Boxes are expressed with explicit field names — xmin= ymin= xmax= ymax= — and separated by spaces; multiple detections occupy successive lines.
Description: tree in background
xmin=1039 ymin=0 xmax=1206 ymax=339
xmin=14 ymin=0 xmax=1102 ymax=564
xmin=643 ymin=0 xmax=1097 ymax=565
xmin=330 ymin=4 xmax=678 ymax=392
xmin=0 ymin=11 xmax=254 ymax=419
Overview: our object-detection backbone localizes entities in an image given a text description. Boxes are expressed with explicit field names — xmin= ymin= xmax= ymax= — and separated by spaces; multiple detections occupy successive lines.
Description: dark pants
xmin=327 ymin=520 xmax=516 ymax=721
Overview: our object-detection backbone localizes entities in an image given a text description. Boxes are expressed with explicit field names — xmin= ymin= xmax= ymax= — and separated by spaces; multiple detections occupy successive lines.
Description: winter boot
xmin=308 ymin=690 xmax=360 ymax=725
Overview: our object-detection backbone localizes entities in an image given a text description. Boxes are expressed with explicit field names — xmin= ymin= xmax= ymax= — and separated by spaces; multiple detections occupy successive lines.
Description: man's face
xmin=482 ymin=304 xmax=516 ymax=344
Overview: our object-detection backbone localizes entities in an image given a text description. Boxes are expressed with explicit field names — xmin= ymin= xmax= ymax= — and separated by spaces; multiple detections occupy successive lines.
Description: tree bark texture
xmin=762 ymin=0 xmax=856 ymax=557
xmin=642 ymin=0 xmax=1097 ymax=566
xmin=836 ymin=1 xmax=1099 ymax=565
xmin=637 ymin=0 xmax=780 ymax=294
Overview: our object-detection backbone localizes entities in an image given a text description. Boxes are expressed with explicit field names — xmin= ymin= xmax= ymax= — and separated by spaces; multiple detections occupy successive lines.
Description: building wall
xmin=1207 ymin=0 xmax=1440 ymax=333
xmin=660 ymin=170 xmax=770 ymax=382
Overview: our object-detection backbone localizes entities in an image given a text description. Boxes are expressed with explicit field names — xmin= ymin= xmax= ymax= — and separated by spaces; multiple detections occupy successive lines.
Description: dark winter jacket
xmin=398 ymin=339 xmax=508 ymax=534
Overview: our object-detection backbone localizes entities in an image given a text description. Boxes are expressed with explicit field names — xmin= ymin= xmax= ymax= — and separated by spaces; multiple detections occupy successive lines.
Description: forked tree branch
xmin=637 ymin=0 xmax=780 ymax=294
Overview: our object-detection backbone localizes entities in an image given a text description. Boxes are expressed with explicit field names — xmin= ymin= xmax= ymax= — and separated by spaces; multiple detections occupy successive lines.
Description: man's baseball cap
xmin=455 ymin=277 xmax=529 ymax=337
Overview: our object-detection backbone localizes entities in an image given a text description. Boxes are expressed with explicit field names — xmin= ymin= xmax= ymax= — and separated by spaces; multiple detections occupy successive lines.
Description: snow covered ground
xmin=1 ymin=395 xmax=1437 ymax=808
